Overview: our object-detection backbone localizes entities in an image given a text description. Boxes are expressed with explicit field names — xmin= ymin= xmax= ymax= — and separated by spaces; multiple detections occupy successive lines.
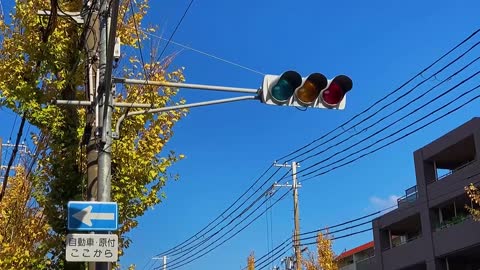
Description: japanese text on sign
xmin=66 ymin=233 xmax=118 ymax=262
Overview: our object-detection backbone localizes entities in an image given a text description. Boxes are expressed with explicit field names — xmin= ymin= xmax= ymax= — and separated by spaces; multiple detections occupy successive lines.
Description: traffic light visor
xmin=270 ymin=71 xmax=302 ymax=103
xmin=295 ymin=73 xmax=328 ymax=105
xmin=321 ymin=75 xmax=353 ymax=107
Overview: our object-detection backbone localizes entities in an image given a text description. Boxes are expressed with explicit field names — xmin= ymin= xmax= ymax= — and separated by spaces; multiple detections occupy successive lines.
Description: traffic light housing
xmin=261 ymin=71 xmax=353 ymax=109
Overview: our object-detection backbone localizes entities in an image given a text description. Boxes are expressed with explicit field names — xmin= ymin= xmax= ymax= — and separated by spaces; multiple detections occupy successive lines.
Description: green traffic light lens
xmin=272 ymin=79 xmax=295 ymax=102
xmin=270 ymin=71 xmax=302 ymax=103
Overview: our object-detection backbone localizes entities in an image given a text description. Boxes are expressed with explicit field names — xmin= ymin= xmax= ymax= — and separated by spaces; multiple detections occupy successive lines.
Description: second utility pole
xmin=273 ymin=161 xmax=302 ymax=270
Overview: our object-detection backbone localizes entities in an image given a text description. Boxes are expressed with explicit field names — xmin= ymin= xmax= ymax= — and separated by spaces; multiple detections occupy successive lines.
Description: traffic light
xmin=261 ymin=71 xmax=353 ymax=109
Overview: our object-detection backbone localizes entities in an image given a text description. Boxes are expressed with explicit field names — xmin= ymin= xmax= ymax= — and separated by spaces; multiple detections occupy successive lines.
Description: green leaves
xmin=0 ymin=0 xmax=187 ymax=268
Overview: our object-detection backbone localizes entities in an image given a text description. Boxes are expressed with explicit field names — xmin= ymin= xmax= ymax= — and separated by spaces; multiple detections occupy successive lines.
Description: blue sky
xmin=1 ymin=0 xmax=480 ymax=269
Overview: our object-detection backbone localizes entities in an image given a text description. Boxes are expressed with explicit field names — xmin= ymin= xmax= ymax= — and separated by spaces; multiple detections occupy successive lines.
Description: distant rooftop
xmin=336 ymin=241 xmax=374 ymax=260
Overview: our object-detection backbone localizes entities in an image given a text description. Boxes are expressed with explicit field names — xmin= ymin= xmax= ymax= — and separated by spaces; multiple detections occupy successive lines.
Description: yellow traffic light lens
xmin=294 ymin=73 xmax=327 ymax=105
xmin=296 ymin=81 xmax=319 ymax=104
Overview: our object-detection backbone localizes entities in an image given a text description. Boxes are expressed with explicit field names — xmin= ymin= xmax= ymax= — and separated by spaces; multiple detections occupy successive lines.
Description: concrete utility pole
xmin=79 ymin=0 xmax=120 ymax=268
xmin=273 ymin=161 xmax=302 ymax=270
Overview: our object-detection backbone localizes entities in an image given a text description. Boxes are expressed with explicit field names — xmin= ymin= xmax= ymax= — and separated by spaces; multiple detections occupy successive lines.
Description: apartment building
xmin=339 ymin=118 xmax=480 ymax=270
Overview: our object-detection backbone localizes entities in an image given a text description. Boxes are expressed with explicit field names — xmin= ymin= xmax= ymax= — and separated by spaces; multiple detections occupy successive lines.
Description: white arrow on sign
xmin=72 ymin=205 xmax=115 ymax=226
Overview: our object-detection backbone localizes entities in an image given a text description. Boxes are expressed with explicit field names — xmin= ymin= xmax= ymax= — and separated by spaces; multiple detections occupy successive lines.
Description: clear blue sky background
xmin=1 ymin=0 xmax=480 ymax=270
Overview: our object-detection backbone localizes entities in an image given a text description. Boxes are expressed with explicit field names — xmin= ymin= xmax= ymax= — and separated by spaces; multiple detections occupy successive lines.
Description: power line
xmin=150 ymin=29 xmax=479 ymax=270
xmin=129 ymin=0 xmax=149 ymax=79
xmin=0 ymin=116 xmax=26 ymax=202
xmin=300 ymin=81 xmax=480 ymax=182
xmin=165 ymin=184 xmax=289 ymax=261
xmin=299 ymin=228 xmax=373 ymax=247
xmin=153 ymin=165 xmax=280 ymax=258
xmin=251 ymin=169 xmax=480 ymax=269
xmin=146 ymin=166 xmax=287 ymax=270
xmin=255 ymin=241 xmax=292 ymax=270
xmin=293 ymin=42 xmax=480 ymax=164
xmin=145 ymin=30 xmax=265 ymax=76
xmin=255 ymin=210 xmax=389 ymax=268
xmin=297 ymin=68 xmax=480 ymax=179
xmin=156 ymin=188 xmax=293 ymax=270
xmin=155 ymin=0 xmax=194 ymax=64
xmin=276 ymin=28 xmax=480 ymax=163
xmin=164 ymin=175 xmax=284 ymax=259
xmin=146 ymin=28 xmax=480 ymax=270
xmin=157 ymin=77 xmax=480 ymax=266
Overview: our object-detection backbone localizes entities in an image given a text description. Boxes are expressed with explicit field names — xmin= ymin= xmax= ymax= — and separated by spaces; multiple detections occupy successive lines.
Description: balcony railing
xmin=397 ymin=185 xmax=418 ymax=207
xmin=436 ymin=159 xmax=476 ymax=181
xmin=434 ymin=214 xmax=472 ymax=232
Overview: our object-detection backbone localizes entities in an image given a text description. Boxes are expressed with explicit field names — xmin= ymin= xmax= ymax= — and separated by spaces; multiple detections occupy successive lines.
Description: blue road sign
xmin=68 ymin=201 xmax=118 ymax=231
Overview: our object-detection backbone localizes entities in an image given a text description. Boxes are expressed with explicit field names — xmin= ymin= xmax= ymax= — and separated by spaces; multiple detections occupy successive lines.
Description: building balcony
xmin=381 ymin=237 xmax=426 ymax=270
xmin=433 ymin=216 xmax=480 ymax=257
xmin=356 ymin=256 xmax=375 ymax=270
xmin=397 ymin=185 xmax=418 ymax=208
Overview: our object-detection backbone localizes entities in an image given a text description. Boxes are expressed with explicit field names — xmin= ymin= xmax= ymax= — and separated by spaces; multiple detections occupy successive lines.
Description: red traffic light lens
xmin=322 ymin=82 xmax=344 ymax=106
xmin=271 ymin=71 xmax=302 ymax=103
xmin=321 ymin=75 xmax=353 ymax=107
xmin=295 ymin=73 xmax=327 ymax=105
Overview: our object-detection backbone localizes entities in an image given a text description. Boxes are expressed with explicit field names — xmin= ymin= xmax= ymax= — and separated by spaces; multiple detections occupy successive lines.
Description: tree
xmin=247 ymin=252 xmax=255 ymax=270
xmin=303 ymin=231 xmax=338 ymax=270
xmin=0 ymin=0 xmax=186 ymax=268
xmin=466 ymin=184 xmax=480 ymax=221
xmin=0 ymin=166 xmax=52 ymax=269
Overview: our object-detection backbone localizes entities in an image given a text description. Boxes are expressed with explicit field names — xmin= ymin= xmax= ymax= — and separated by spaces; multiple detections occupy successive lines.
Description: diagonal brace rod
xmin=113 ymin=95 xmax=259 ymax=139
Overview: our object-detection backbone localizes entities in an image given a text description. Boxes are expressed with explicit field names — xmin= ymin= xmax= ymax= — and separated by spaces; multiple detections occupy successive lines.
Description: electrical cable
xmin=269 ymin=195 xmax=274 ymax=269
xmin=145 ymin=30 xmax=265 ymax=76
xmin=251 ymin=170 xmax=480 ymax=269
xmin=147 ymin=167 xmax=289 ymax=269
xmin=151 ymin=30 xmax=480 ymax=270
xmin=250 ymin=210 xmax=389 ymax=270
xmin=156 ymin=117 xmax=480 ymax=264
xmin=129 ymin=0 xmax=149 ymax=79
xmin=298 ymin=220 xmax=372 ymax=242
xmin=165 ymin=182 xmax=288 ymax=260
xmin=155 ymin=0 xmax=194 ymax=64
xmin=8 ymin=114 xmax=17 ymax=142
xmin=252 ymin=238 xmax=292 ymax=270
xmin=276 ymin=28 xmax=480 ymax=163
xmin=299 ymin=228 xmax=373 ymax=247
xmin=300 ymin=81 xmax=480 ymax=182
xmin=154 ymin=165 xmax=279 ymax=257
xmin=288 ymin=40 xmax=480 ymax=165
xmin=255 ymin=241 xmax=292 ymax=270
xmin=265 ymin=195 xmax=271 ymax=267
xmin=0 ymin=116 xmax=26 ymax=202
xmin=149 ymin=28 xmax=480 ymax=270
xmin=160 ymin=188 xmax=292 ymax=270
xmin=296 ymin=68 xmax=480 ymax=178
xmin=294 ymin=46 xmax=480 ymax=165
xmin=298 ymin=210 xmax=386 ymax=237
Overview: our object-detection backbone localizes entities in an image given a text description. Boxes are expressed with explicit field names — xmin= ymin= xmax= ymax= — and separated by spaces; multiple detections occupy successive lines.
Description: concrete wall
xmin=370 ymin=118 xmax=480 ymax=270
